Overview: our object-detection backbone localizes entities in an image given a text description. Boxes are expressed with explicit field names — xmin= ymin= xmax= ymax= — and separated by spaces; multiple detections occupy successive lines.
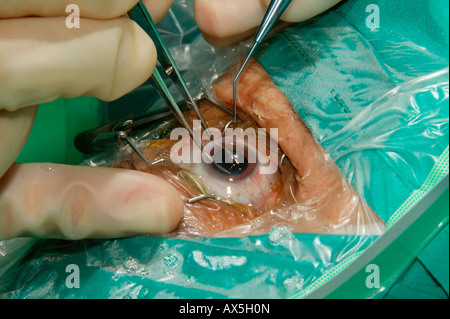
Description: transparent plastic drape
xmin=0 ymin=1 xmax=448 ymax=298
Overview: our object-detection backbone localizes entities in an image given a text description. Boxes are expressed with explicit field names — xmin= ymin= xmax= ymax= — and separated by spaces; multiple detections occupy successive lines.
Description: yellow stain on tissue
xmin=147 ymin=140 xmax=175 ymax=149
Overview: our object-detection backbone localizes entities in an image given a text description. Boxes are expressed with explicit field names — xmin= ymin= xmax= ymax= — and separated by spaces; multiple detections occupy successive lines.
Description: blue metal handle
xmin=254 ymin=0 xmax=293 ymax=44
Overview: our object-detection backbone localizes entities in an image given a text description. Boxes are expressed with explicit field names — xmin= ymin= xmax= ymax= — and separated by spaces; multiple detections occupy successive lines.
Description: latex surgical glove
xmin=0 ymin=0 xmax=184 ymax=240
xmin=194 ymin=0 xmax=342 ymax=47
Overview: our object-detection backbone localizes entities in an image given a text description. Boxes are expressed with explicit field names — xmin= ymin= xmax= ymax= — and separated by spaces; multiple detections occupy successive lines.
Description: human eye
xmin=105 ymin=57 xmax=383 ymax=237
xmin=175 ymin=126 xmax=282 ymax=210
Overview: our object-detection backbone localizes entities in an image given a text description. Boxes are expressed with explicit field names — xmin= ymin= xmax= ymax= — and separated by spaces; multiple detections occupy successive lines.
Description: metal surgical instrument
xmin=129 ymin=2 xmax=237 ymax=176
xmin=129 ymin=1 xmax=212 ymax=150
xmin=131 ymin=2 xmax=248 ymax=177
xmin=231 ymin=0 xmax=293 ymax=123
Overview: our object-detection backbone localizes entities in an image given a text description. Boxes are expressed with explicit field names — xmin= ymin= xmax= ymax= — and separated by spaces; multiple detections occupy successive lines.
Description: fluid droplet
xmin=124 ymin=257 xmax=139 ymax=270
xmin=269 ymin=224 xmax=293 ymax=246
xmin=163 ymin=254 xmax=179 ymax=267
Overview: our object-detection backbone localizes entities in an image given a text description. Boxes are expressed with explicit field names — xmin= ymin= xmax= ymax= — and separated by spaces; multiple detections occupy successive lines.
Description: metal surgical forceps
xmin=229 ymin=0 xmax=293 ymax=126
xmin=129 ymin=1 xmax=211 ymax=152
xmin=75 ymin=2 xmax=237 ymax=173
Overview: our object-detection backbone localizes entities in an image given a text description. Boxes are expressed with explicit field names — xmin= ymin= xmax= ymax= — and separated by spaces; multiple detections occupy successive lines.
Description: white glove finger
xmin=0 ymin=0 xmax=173 ymax=22
xmin=263 ymin=0 xmax=342 ymax=23
xmin=194 ymin=0 xmax=342 ymax=46
xmin=0 ymin=16 xmax=156 ymax=112
xmin=0 ymin=163 xmax=184 ymax=240
xmin=0 ymin=106 xmax=37 ymax=178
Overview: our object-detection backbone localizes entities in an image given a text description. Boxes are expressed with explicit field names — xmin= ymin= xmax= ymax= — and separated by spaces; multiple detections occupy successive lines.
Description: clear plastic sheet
xmin=0 ymin=1 xmax=448 ymax=298
xmin=101 ymin=57 xmax=385 ymax=238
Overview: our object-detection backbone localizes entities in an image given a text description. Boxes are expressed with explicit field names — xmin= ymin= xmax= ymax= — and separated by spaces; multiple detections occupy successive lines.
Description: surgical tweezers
xmin=129 ymin=1 xmax=211 ymax=150
xmin=231 ymin=0 xmax=293 ymax=123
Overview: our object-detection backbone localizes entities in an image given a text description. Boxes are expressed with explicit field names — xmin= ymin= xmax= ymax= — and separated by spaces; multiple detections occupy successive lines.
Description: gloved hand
xmin=0 ymin=0 xmax=184 ymax=240
xmin=194 ymin=0 xmax=342 ymax=46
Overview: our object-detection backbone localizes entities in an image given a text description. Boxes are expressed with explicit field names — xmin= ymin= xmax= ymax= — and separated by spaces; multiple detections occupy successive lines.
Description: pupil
xmin=213 ymin=146 xmax=248 ymax=177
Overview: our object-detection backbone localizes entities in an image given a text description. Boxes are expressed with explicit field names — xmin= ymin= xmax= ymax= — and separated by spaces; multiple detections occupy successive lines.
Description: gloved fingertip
xmin=194 ymin=0 xmax=265 ymax=40
xmin=0 ymin=164 xmax=184 ymax=240
xmin=141 ymin=0 xmax=175 ymax=24
xmin=98 ymin=18 xmax=157 ymax=102
xmin=274 ymin=0 xmax=343 ymax=23
xmin=83 ymin=169 xmax=184 ymax=238
xmin=127 ymin=174 xmax=185 ymax=235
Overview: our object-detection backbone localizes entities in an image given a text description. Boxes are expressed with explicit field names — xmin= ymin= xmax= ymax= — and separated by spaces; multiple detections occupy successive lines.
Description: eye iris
xmin=213 ymin=147 xmax=248 ymax=177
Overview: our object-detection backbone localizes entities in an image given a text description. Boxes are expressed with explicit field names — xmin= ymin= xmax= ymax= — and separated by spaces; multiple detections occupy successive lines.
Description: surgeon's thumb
xmin=0 ymin=163 xmax=184 ymax=240
xmin=0 ymin=16 xmax=156 ymax=112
